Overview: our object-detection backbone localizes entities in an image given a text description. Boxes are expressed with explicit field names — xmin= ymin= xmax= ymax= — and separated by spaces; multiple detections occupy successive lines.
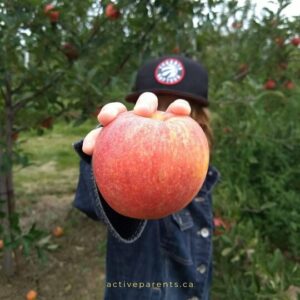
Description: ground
xmin=0 ymin=209 xmax=107 ymax=300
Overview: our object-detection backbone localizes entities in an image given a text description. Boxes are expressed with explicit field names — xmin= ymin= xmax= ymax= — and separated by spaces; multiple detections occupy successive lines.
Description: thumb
xmin=82 ymin=127 xmax=102 ymax=155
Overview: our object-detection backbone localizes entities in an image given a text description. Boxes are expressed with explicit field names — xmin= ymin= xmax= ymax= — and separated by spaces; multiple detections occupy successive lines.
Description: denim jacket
xmin=73 ymin=140 xmax=220 ymax=300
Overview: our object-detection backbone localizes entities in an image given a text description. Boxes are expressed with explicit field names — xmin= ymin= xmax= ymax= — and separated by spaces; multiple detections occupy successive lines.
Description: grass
xmin=14 ymin=119 xmax=96 ymax=191
xmin=13 ymin=118 xmax=97 ymax=226
xmin=16 ymin=118 xmax=96 ymax=168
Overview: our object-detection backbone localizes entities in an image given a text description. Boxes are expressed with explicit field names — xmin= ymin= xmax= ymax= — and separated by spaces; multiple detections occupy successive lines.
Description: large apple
xmin=92 ymin=110 xmax=209 ymax=219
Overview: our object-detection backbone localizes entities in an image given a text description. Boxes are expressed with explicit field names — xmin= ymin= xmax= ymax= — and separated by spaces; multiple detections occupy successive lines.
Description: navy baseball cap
xmin=125 ymin=55 xmax=209 ymax=106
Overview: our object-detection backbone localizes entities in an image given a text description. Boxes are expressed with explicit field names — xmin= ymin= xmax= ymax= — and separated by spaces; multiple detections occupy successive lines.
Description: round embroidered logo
xmin=154 ymin=58 xmax=185 ymax=85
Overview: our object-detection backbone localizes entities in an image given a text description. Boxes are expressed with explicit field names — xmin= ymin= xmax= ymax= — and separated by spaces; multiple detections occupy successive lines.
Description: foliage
xmin=0 ymin=211 xmax=58 ymax=262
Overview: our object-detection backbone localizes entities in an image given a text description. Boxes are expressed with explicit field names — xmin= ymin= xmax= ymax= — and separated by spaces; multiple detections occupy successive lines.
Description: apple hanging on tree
xmin=49 ymin=10 xmax=60 ymax=24
xmin=291 ymin=37 xmax=300 ymax=46
xmin=62 ymin=43 xmax=79 ymax=61
xmin=40 ymin=117 xmax=53 ymax=129
xmin=105 ymin=3 xmax=120 ymax=20
xmin=44 ymin=3 xmax=54 ymax=14
xmin=264 ymin=79 xmax=276 ymax=90
xmin=284 ymin=80 xmax=295 ymax=90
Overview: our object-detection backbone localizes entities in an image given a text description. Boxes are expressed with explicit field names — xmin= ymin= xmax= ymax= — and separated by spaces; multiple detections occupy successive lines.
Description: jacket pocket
xmin=159 ymin=208 xmax=194 ymax=265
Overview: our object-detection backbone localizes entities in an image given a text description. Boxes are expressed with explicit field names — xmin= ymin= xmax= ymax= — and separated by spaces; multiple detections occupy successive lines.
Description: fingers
xmin=82 ymin=127 xmax=102 ymax=155
xmin=133 ymin=92 xmax=158 ymax=117
xmin=98 ymin=102 xmax=127 ymax=126
xmin=166 ymin=99 xmax=191 ymax=116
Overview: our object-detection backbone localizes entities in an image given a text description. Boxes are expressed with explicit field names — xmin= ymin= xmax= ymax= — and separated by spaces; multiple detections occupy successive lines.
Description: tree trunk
xmin=0 ymin=149 xmax=15 ymax=276
xmin=0 ymin=77 xmax=16 ymax=276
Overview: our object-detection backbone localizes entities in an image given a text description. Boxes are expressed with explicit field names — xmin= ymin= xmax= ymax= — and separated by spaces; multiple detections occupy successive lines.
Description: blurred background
xmin=0 ymin=0 xmax=299 ymax=299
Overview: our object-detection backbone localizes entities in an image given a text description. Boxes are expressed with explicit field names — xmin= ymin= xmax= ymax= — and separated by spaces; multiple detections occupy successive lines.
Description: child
xmin=73 ymin=55 xmax=220 ymax=300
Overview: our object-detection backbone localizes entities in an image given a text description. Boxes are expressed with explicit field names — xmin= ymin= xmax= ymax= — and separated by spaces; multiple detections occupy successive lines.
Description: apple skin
xmin=92 ymin=110 xmax=209 ymax=219
xmin=264 ymin=79 xmax=276 ymax=90
xmin=105 ymin=3 xmax=120 ymax=20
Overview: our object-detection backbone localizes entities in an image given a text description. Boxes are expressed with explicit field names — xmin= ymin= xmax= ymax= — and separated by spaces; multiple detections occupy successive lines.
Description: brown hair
xmin=190 ymin=106 xmax=213 ymax=153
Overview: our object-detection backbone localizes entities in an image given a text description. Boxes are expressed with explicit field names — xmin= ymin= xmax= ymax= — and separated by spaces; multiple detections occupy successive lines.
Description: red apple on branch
xmin=62 ymin=43 xmax=79 ymax=61
xmin=44 ymin=4 xmax=54 ymax=15
xmin=291 ymin=37 xmax=300 ymax=46
xmin=284 ymin=80 xmax=295 ymax=90
xmin=232 ymin=21 xmax=242 ymax=29
xmin=105 ymin=3 xmax=120 ymax=20
xmin=49 ymin=10 xmax=59 ymax=24
xmin=264 ymin=79 xmax=276 ymax=90
xmin=92 ymin=110 xmax=209 ymax=219
xmin=172 ymin=46 xmax=180 ymax=54
xmin=40 ymin=117 xmax=53 ymax=129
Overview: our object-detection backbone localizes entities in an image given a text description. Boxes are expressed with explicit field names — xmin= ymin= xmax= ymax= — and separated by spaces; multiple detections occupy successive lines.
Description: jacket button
xmin=194 ymin=196 xmax=205 ymax=203
xmin=197 ymin=264 xmax=207 ymax=274
xmin=197 ymin=228 xmax=209 ymax=238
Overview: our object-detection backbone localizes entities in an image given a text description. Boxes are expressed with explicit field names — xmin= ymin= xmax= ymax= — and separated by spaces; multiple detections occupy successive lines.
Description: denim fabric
xmin=73 ymin=140 xmax=220 ymax=300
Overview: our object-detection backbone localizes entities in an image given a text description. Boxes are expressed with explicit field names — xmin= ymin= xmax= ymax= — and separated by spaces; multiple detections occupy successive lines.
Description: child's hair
xmin=190 ymin=106 xmax=213 ymax=153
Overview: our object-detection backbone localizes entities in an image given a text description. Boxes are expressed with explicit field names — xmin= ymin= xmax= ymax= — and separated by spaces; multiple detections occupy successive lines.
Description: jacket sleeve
xmin=72 ymin=139 xmax=147 ymax=243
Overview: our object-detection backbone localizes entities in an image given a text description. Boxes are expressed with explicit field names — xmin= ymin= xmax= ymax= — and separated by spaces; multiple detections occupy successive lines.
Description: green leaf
xmin=22 ymin=237 xmax=32 ymax=256
xmin=36 ymin=235 xmax=52 ymax=247
xmin=47 ymin=244 xmax=59 ymax=251
xmin=260 ymin=202 xmax=276 ymax=211
xmin=221 ymin=247 xmax=233 ymax=257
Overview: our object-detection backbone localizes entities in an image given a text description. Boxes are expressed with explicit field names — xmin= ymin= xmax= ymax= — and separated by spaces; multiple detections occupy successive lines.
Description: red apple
xmin=26 ymin=290 xmax=38 ymax=300
xmin=172 ymin=46 xmax=180 ymax=54
xmin=232 ymin=21 xmax=242 ymax=29
xmin=291 ymin=37 xmax=300 ymax=46
xmin=92 ymin=110 xmax=209 ymax=219
xmin=264 ymin=79 xmax=276 ymax=90
xmin=44 ymin=4 xmax=54 ymax=15
xmin=62 ymin=43 xmax=79 ymax=61
xmin=213 ymin=216 xmax=231 ymax=236
xmin=284 ymin=80 xmax=295 ymax=90
xmin=49 ymin=10 xmax=59 ymax=23
xmin=105 ymin=3 xmax=120 ymax=20
xmin=52 ymin=226 xmax=64 ymax=237
xmin=40 ymin=117 xmax=53 ymax=129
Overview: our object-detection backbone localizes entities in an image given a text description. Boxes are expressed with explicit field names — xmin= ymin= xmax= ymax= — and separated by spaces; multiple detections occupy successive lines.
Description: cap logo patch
xmin=154 ymin=58 xmax=185 ymax=85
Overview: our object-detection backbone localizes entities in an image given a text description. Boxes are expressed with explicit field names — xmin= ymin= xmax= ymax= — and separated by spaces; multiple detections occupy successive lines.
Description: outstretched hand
xmin=82 ymin=92 xmax=191 ymax=155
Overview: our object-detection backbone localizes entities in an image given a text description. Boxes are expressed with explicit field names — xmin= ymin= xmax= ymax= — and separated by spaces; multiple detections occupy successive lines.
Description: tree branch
xmin=13 ymin=72 xmax=64 ymax=112
xmin=103 ymin=22 xmax=156 ymax=89
xmin=85 ymin=6 xmax=106 ymax=46
xmin=0 ymin=87 xmax=6 ymax=101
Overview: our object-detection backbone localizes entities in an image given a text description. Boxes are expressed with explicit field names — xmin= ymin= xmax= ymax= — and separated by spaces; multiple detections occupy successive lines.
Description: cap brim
xmin=125 ymin=89 xmax=209 ymax=107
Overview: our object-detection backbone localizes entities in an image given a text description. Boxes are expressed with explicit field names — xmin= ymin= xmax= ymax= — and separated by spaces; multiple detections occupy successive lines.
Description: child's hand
xmin=82 ymin=92 xmax=191 ymax=155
